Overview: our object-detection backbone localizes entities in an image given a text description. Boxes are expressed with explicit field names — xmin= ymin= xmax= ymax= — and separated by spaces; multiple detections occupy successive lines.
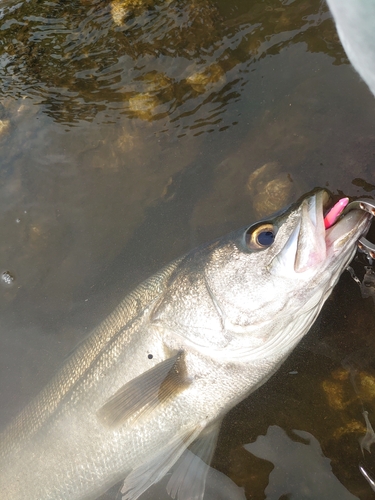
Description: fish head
xmin=154 ymin=190 xmax=371 ymax=360
xmin=199 ymin=189 xmax=371 ymax=358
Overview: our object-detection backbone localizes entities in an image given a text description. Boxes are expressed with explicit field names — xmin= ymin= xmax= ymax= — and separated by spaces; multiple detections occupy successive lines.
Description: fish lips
xmin=272 ymin=191 xmax=372 ymax=276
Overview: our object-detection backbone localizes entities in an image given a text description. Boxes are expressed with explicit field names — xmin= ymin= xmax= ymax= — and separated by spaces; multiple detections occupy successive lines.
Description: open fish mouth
xmin=274 ymin=190 xmax=372 ymax=275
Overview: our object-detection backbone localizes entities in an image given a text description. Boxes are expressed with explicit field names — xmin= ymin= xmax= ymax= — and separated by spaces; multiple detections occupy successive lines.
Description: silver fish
xmin=0 ymin=190 xmax=371 ymax=500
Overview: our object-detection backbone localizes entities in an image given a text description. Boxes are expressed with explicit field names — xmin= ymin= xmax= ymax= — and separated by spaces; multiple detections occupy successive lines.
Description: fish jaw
xmin=273 ymin=192 xmax=328 ymax=275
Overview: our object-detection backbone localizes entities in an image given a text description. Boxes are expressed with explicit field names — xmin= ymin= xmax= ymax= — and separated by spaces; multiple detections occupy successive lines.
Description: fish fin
xmin=97 ymin=351 xmax=190 ymax=427
xmin=121 ymin=422 xmax=206 ymax=500
xmin=166 ymin=419 xmax=222 ymax=500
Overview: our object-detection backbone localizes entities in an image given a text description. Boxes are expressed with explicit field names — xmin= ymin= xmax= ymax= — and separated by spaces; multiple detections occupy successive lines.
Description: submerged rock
xmin=246 ymin=162 xmax=295 ymax=218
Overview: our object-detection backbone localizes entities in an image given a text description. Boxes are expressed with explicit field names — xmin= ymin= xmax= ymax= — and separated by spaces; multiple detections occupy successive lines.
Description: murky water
xmin=0 ymin=0 xmax=375 ymax=498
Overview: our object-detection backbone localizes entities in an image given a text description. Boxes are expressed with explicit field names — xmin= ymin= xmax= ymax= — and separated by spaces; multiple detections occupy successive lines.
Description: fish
xmin=0 ymin=189 xmax=371 ymax=500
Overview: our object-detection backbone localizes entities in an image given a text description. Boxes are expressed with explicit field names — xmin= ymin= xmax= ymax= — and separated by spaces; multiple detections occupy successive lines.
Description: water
xmin=0 ymin=0 xmax=375 ymax=498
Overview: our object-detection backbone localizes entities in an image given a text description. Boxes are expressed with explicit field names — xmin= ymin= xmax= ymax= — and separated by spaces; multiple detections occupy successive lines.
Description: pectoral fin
xmin=97 ymin=351 xmax=190 ymax=428
xmin=121 ymin=423 xmax=206 ymax=500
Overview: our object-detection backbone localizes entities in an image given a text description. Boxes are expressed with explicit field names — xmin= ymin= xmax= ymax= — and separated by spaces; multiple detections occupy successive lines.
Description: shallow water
xmin=0 ymin=0 xmax=375 ymax=498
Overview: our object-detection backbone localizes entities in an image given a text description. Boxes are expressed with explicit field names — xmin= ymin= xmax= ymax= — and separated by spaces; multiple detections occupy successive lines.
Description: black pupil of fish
xmin=257 ymin=230 xmax=275 ymax=246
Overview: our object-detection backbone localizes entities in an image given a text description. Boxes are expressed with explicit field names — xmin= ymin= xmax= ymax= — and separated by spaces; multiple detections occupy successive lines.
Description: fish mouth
xmin=276 ymin=190 xmax=372 ymax=274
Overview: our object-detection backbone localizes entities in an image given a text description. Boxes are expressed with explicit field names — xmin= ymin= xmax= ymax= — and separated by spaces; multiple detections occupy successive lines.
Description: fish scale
xmin=0 ymin=260 xmax=181 ymax=458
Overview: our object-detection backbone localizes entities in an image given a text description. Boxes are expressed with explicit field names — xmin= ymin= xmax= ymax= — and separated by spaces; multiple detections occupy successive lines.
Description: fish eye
xmin=245 ymin=223 xmax=276 ymax=250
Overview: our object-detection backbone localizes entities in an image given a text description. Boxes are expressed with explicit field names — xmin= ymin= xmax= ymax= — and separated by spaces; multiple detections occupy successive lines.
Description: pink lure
xmin=324 ymin=197 xmax=349 ymax=229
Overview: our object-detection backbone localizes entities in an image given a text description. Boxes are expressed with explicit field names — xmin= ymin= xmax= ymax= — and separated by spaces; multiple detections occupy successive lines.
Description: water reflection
xmin=244 ymin=426 xmax=358 ymax=499
xmin=0 ymin=0 xmax=375 ymax=498
xmin=0 ymin=0 xmax=344 ymax=128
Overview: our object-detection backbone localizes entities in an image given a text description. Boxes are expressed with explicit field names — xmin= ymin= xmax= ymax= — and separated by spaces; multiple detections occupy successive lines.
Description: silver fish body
xmin=0 ymin=190 xmax=371 ymax=500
